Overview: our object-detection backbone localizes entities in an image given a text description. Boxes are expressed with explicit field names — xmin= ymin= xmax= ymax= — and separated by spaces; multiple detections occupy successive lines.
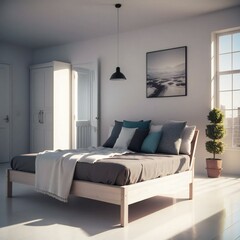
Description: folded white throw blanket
xmin=35 ymin=147 xmax=132 ymax=202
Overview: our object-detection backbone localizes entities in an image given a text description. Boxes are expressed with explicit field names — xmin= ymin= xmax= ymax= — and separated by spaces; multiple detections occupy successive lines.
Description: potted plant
xmin=205 ymin=108 xmax=225 ymax=178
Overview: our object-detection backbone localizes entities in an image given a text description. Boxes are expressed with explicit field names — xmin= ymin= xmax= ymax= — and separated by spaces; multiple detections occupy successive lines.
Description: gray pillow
xmin=114 ymin=127 xmax=137 ymax=148
xmin=157 ymin=121 xmax=186 ymax=154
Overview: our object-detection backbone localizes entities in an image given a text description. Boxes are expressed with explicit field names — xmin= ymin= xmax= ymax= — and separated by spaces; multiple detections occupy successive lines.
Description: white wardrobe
xmin=30 ymin=61 xmax=71 ymax=153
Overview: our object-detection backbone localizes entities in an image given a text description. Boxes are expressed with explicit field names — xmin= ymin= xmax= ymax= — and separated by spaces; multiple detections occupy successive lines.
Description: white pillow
xmin=150 ymin=124 xmax=163 ymax=133
xmin=180 ymin=125 xmax=196 ymax=154
xmin=114 ymin=127 xmax=137 ymax=148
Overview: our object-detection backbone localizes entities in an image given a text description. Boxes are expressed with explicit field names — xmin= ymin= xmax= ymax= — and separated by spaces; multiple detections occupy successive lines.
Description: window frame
xmin=215 ymin=29 xmax=240 ymax=150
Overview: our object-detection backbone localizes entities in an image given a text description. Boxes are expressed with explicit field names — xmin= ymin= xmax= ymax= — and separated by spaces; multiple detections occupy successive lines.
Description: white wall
xmin=32 ymin=7 xmax=240 ymax=176
xmin=0 ymin=42 xmax=32 ymax=158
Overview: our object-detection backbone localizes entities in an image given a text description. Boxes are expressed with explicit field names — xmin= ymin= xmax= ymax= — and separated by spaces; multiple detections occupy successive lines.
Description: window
xmin=216 ymin=30 xmax=240 ymax=149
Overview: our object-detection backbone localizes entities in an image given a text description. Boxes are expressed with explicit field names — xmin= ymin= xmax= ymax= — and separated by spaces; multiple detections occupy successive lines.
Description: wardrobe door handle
xmin=41 ymin=110 xmax=44 ymax=124
xmin=38 ymin=111 xmax=41 ymax=123
xmin=3 ymin=115 xmax=9 ymax=123
xmin=38 ymin=110 xmax=44 ymax=124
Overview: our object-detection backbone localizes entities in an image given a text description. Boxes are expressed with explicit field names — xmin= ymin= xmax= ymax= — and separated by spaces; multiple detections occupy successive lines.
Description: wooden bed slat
xmin=70 ymin=181 xmax=123 ymax=205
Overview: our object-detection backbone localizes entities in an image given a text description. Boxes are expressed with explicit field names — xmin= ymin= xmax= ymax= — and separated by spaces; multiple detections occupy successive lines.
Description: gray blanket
xmin=11 ymin=151 xmax=190 ymax=186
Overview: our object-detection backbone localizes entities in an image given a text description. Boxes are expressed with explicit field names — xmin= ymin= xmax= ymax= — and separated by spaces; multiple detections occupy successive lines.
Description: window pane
xmin=223 ymin=109 xmax=233 ymax=147
xmin=233 ymin=136 xmax=240 ymax=147
xmin=224 ymin=128 xmax=232 ymax=148
xmin=233 ymin=109 xmax=240 ymax=147
xmin=223 ymin=110 xmax=232 ymax=128
xmin=233 ymin=52 xmax=240 ymax=70
xmin=233 ymin=33 xmax=240 ymax=52
xmin=219 ymin=74 xmax=232 ymax=91
xmin=233 ymin=110 xmax=240 ymax=124
xmin=231 ymin=110 xmax=240 ymax=148
xmin=233 ymin=73 xmax=240 ymax=90
xmin=217 ymin=31 xmax=240 ymax=149
xmin=219 ymin=54 xmax=232 ymax=71
xmin=219 ymin=35 xmax=231 ymax=54
xmin=222 ymin=109 xmax=232 ymax=118
xmin=233 ymin=109 xmax=240 ymax=118
xmin=220 ymin=91 xmax=232 ymax=109
xmin=233 ymin=90 xmax=240 ymax=109
xmin=233 ymin=123 xmax=240 ymax=147
xmin=225 ymin=120 xmax=233 ymax=131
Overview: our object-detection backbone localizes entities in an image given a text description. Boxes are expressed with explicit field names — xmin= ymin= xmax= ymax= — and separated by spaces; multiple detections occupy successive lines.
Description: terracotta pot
xmin=206 ymin=158 xmax=222 ymax=178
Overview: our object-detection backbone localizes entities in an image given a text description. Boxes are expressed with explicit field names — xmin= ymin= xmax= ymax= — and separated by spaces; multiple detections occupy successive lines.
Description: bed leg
xmin=120 ymin=187 xmax=128 ymax=227
xmin=189 ymin=182 xmax=193 ymax=200
xmin=6 ymin=169 xmax=13 ymax=198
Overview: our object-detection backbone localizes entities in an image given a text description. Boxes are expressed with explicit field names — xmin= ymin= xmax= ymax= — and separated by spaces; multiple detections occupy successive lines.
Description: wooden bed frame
xmin=6 ymin=130 xmax=199 ymax=227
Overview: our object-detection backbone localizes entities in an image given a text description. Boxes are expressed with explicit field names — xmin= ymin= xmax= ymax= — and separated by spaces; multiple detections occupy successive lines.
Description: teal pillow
xmin=123 ymin=120 xmax=151 ymax=129
xmin=141 ymin=131 xmax=162 ymax=153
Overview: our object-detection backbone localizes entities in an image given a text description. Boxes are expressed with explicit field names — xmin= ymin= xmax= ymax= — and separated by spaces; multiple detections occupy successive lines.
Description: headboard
xmin=189 ymin=130 xmax=199 ymax=170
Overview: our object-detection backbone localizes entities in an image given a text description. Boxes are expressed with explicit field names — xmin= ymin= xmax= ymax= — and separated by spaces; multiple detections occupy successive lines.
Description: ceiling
xmin=1 ymin=0 xmax=240 ymax=49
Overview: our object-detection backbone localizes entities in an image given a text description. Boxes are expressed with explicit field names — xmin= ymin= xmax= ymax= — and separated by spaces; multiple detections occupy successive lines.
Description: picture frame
xmin=146 ymin=46 xmax=187 ymax=98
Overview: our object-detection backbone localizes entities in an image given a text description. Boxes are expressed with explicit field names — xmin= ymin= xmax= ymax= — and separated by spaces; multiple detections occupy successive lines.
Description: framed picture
xmin=146 ymin=46 xmax=187 ymax=98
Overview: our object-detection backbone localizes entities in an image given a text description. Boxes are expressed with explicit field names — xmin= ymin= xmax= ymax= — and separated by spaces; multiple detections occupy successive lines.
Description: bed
xmin=6 ymin=121 xmax=199 ymax=227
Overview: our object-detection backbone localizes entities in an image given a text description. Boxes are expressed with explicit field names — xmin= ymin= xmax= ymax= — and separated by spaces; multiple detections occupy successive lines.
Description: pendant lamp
xmin=110 ymin=3 xmax=126 ymax=80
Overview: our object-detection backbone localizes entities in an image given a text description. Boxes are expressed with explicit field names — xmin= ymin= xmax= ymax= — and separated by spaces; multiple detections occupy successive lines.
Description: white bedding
xmin=35 ymin=147 xmax=132 ymax=202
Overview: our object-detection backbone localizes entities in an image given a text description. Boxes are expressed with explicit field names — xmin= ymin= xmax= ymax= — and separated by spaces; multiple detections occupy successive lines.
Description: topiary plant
xmin=205 ymin=108 xmax=225 ymax=160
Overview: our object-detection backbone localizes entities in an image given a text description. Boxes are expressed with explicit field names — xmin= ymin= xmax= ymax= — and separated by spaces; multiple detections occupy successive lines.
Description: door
xmin=72 ymin=61 xmax=99 ymax=148
xmin=30 ymin=67 xmax=53 ymax=152
xmin=0 ymin=64 xmax=10 ymax=162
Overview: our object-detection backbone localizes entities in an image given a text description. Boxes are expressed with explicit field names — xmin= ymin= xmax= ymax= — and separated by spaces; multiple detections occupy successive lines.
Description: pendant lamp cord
xmin=110 ymin=3 xmax=126 ymax=80
xmin=117 ymin=5 xmax=120 ymax=67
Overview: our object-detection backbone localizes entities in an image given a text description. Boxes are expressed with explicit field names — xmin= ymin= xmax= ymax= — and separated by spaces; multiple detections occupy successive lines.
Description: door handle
xmin=38 ymin=111 xmax=41 ymax=123
xmin=41 ymin=110 xmax=44 ymax=124
xmin=3 ymin=115 xmax=9 ymax=123
xmin=38 ymin=110 xmax=44 ymax=124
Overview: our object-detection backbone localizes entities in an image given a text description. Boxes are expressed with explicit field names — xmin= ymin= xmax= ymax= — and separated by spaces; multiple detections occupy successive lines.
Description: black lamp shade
xmin=110 ymin=67 xmax=126 ymax=80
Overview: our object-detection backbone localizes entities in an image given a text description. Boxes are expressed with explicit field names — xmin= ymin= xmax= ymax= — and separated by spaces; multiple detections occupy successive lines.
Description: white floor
xmin=1 ymin=163 xmax=240 ymax=240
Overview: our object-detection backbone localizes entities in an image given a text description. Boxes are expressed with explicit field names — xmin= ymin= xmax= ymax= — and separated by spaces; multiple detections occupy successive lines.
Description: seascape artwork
xmin=146 ymin=46 xmax=187 ymax=98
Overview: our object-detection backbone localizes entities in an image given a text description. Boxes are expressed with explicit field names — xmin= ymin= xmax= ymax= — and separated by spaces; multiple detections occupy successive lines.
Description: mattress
xmin=11 ymin=152 xmax=190 ymax=186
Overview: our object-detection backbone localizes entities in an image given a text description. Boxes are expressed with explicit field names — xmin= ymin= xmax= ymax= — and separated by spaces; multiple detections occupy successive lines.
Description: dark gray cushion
xmin=157 ymin=121 xmax=186 ymax=154
xmin=102 ymin=121 xmax=123 ymax=148
xmin=128 ymin=128 xmax=149 ymax=152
